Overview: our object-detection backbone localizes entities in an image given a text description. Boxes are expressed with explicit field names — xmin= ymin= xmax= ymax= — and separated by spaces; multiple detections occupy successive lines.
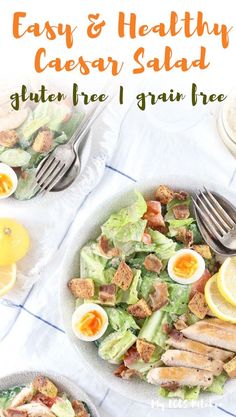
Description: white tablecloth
xmin=1 ymin=100 xmax=236 ymax=417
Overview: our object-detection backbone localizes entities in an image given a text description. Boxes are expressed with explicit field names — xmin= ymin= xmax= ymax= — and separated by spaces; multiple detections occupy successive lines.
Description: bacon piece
xmin=99 ymin=284 xmax=116 ymax=304
xmin=144 ymin=254 xmax=162 ymax=273
xmin=142 ymin=232 xmax=152 ymax=245
xmin=149 ymin=282 xmax=168 ymax=311
xmin=174 ymin=191 xmax=189 ymax=201
xmin=114 ymin=364 xmax=138 ymax=380
xmin=124 ymin=345 xmax=140 ymax=366
xmin=143 ymin=201 xmax=165 ymax=229
xmin=163 ymin=323 xmax=172 ymax=334
xmin=32 ymin=394 xmax=56 ymax=408
xmin=191 ymin=269 xmax=211 ymax=297
xmin=169 ymin=329 xmax=184 ymax=341
xmin=98 ymin=235 xmax=120 ymax=258
xmin=172 ymin=205 xmax=190 ymax=219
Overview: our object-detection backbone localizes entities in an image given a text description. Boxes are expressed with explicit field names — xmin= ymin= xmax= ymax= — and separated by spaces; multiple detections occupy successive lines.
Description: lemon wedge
xmin=217 ymin=257 xmax=236 ymax=306
xmin=205 ymin=274 xmax=236 ymax=323
xmin=0 ymin=264 xmax=17 ymax=297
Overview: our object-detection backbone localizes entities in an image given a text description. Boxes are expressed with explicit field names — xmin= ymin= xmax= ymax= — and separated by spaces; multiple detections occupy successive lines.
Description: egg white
xmin=0 ymin=163 xmax=18 ymax=199
xmin=72 ymin=302 xmax=108 ymax=342
xmin=167 ymin=248 xmax=205 ymax=285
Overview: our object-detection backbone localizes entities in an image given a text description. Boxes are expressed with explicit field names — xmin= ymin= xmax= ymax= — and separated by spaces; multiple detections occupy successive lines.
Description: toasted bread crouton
xmin=174 ymin=319 xmax=188 ymax=330
xmin=155 ymin=185 xmax=174 ymax=205
xmin=223 ymin=356 xmax=236 ymax=378
xmin=112 ymin=261 xmax=133 ymax=290
xmin=32 ymin=376 xmax=58 ymax=398
xmin=128 ymin=299 xmax=152 ymax=319
xmin=176 ymin=228 xmax=193 ymax=248
xmin=188 ymin=291 xmax=208 ymax=319
xmin=136 ymin=339 xmax=156 ymax=363
xmin=72 ymin=400 xmax=90 ymax=417
xmin=32 ymin=130 xmax=54 ymax=153
xmin=99 ymin=283 xmax=116 ymax=304
xmin=192 ymin=245 xmax=212 ymax=259
xmin=68 ymin=278 xmax=95 ymax=299
xmin=0 ymin=130 xmax=19 ymax=148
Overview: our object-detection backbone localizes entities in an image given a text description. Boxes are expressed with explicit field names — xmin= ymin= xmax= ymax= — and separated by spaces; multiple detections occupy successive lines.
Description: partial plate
xmin=59 ymin=175 xmax=236 ymax=408
xmin=0 ymin=370 xmax=100 ymax=417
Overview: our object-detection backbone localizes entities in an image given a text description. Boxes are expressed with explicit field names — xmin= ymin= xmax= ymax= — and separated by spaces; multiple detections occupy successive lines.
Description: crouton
xmin=188 ymin=291 xmax=208 ymax=319
xmin=99 ymin=283 xmax=116 ymax=304
xmin=127 ymin=299 xmax=152 ymax=319
xmin=68 ymin=278 xmax=95 ymax=299
xmin=223 ymin=356 xmax=236 ymax=378
xmin=32 ymin=129 xmax=54 ymax=153
xmin=192 ymin=245 xmax=212 ymax=259
xmin=112 ymin=261 xmax=133 ymax=290
xmin=155 ymin=185 xmax=174 ymax=205
xmin=174 ymin=319 xmax=188 ymax=330
xmin=0 ymin=130 xmax=19 ymax=148
xmin=32 ymin=376 xmax=58 ymax=398
xmin=176 ymin=228 xmax=193 ymax=248
xmin=72 ymin=400 xmax=90 ymax=417
xmin=136 ymin=339 xmax=156 ymax=363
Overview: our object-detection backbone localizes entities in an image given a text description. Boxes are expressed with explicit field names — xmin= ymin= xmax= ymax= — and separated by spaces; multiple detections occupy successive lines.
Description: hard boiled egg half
xmin=72 ymin=303 xmax=108 ymax=342
xmin=168 ymin=249 xmax=205 ymax=285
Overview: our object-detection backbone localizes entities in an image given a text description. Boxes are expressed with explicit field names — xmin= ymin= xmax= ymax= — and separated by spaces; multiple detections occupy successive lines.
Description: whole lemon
xmin=0 ymin=218 xmax=30 ymax=266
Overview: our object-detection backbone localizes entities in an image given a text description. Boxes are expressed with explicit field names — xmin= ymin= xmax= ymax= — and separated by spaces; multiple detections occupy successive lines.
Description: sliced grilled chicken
xmin=182 ymin=320 xmax=236 ymax=352
xmin=147 ymin=367 xmax=213 ymax=388
xmin=11 ymin=387 xmax=34 ymax=407
xmin=207 ymin=318 xmax=236 ymax=334
xmin=161 ymin=349 xmax=223 ymax=376
xmin=13 ymin=403 xmax=55 ymax=417
xmin=167 ymin=336 xmax=234 ymax=361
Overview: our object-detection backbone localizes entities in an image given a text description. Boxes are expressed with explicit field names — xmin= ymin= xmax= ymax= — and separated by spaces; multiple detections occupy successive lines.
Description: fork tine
xmin=37 ymin=160 xmax=60 ymax=187
xmin=38 ymin=163 xmax=66 ymax=193
xmin=43 ymin=165 xmax=69 ymax=193
xmin=192 ymin=197 xmax=222 ymax=239
xmin=36 ymin=155 xmax=56 ymax=181
xmin=199 ymin=190 xmax=231 ymax=233
xmin=196 ymin=194 xmax=226 ymax=236
xmin=204 ymin=187 xmax=235 ymax=228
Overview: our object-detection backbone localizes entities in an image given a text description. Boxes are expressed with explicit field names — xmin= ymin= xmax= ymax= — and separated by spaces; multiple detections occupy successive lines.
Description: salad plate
xmin=60 ymin=175 xmax=236 ymax=408
xmin=0 ymin=370 xmax=100 ymax=417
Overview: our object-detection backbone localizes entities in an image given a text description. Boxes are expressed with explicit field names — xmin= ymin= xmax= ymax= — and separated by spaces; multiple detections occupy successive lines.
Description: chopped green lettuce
xmin=122 ymin=269 xmax=141 ymax=304
xmin=98 ymin=329 xmax=137 ymax=364
xmin=14 ymin=169 xmax=37 ymax=200
xmin=105 ymin=307 xmax=139 ymax=332
xmin=206 ymin=372 xmax=228 ymax=394
xmin=138 ymin=311 xmax=172 ymax=348
xmin=189 ymin=222 xmax=204 ymax=244
xmin=162 ymin=283 xmax=191 ymax=316
xmin=139 ymin=272 xmax=157 ymax=299
xmin=148 ymin=229 xmax=176 ymax=260
xmin=159 ymin=386 xmax=200 ymax=400
xmin=0 ymin=148 xmax=31 ymax=167
xmin=80 ymin=241 xmax=107 ymax=284
xmin=51 ymin=399 xmax=75 ymax=417
xmin=101 ymin=191 xmax=147 ymax=242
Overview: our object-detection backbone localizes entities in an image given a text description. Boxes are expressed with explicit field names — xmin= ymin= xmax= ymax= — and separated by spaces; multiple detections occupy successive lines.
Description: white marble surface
xmin=1 ymin=101 xmax=236 ymax=417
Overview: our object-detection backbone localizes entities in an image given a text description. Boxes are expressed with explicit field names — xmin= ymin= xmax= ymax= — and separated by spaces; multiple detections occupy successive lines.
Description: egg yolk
xmin=0 ymin=173 xmax=13 ymax=196
xmin=173 ymin=253 xmax=198 ymax=278
xmin=77 ymin=310 xmax=104 ymax=336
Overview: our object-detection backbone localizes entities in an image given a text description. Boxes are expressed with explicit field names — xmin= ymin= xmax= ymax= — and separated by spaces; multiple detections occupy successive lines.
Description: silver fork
xmin=192 ymin=187 xmax=236 ymax=249
xmin=32 ymin=98 xmax=111 ymax=196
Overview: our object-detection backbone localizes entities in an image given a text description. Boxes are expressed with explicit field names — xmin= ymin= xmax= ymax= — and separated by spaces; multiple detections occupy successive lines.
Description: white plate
xmin=59 ymin=175 xmax=236 ymax=408
xmin=0 ymin=370 xmax=100 ymax=417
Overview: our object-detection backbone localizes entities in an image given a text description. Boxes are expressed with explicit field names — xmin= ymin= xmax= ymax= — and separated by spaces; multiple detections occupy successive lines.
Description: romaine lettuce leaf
xmin=98 ymin=329 xmax=137 ymax=364
xmin=206 ymin=372 xmax=228 ymax=394
xmin=80 ymin=241 xmax=108 ymax=284
xmin=105 ymin=307 xmax=139 ymax=332
xmin=159 ymin=386 xmax=200 ymax=400
xmin=139 ymin=272 xmax=157 ymax=299
xmin=162 ymin=283 xmax=191 ymax=316
xmin=138 ymin=311 xmax=172 ymax=348
xmin=101 ymin=191 xmax=147 ymax=242
xmin=148 ymin=229 xmax=176 ymax=260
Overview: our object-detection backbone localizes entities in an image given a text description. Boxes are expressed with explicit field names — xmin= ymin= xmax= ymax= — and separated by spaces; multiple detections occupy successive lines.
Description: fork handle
xmin=69 ymin=95 xmax=113 ymax=147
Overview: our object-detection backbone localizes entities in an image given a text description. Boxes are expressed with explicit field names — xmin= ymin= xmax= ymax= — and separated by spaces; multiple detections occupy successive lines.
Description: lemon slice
xmin=217 ymin=257 xmax=236 ymax=306
xmin=205 ymin=274 xmax=236 ymax=323
xmin=0 ymin=264 xmax=17 ymax=297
